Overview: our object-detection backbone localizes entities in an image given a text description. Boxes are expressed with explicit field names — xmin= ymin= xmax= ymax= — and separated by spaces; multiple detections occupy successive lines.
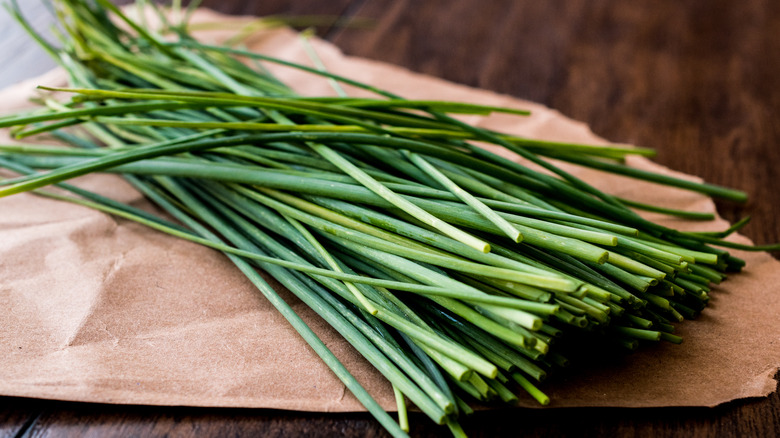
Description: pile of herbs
xmin=1 ymin=1 xmax=775 ymax=436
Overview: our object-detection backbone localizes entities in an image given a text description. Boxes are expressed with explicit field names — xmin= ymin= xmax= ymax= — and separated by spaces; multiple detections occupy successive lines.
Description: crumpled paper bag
xmin=0 ymin=9 xmax=777 ymax=411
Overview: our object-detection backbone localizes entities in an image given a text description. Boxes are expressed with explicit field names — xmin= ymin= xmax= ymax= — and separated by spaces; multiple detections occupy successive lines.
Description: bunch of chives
xmin=1 ymin=1 xmax=777 ymax=436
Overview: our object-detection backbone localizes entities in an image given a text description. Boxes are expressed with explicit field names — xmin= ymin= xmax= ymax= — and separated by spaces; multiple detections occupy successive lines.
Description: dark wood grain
xmin=2 ymin=0 xmax=779 ymax=436
xmin=0 ymin=398 xmax=40 ymax=438
xmin=3 ymin=389 xmax=780 ymax=437
xmin=332 ymin=0 xmax=780 ymax=250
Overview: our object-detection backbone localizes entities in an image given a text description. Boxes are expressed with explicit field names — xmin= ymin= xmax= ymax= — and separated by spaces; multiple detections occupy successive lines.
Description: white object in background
xmin=0 ymin=1 xmax=59 ymax=89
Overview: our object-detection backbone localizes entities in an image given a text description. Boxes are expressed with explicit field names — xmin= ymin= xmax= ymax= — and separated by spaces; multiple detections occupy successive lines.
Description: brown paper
xmin=0 ymin=9 xmax=778 ymax=411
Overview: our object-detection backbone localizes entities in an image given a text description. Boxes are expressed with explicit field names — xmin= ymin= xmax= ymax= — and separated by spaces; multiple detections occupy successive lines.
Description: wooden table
xmin=2 ymin=1 xmax=778 ymax=436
